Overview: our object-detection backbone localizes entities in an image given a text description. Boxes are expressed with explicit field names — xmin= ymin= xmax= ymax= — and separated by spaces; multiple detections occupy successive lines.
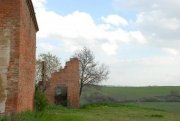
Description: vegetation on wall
xmin=0 ymin=75 xmax=5 ymax=102
xmin=34 ymin=86 xmax=48 ymax=112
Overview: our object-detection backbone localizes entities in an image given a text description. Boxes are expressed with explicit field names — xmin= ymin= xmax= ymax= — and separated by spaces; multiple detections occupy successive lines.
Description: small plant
xmin=34 ymin=87 xmax=48 ymax=112
xmin=145 ymin=114 xmax=163 ymax=118
xmin=0 ymin=116 xmax=8 ymax=121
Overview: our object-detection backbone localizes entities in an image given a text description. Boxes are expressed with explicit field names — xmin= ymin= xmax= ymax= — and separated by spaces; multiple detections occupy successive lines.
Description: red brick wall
xmin=0 ymin=0 xmax=38 ymax=113
xmin=17 ymin=0 xmax=37 ymax=112
xmin=0 ymin=0 xmax=21 ymax=113
xmin=45 ymin=58 xmax=80 ymax=108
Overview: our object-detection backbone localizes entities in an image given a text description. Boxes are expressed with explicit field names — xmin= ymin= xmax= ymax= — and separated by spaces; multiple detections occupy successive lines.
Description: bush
xmin=0 ymin=116 xmax=8 ymax=121
xmin=149 ymin=114 xmax=163 ymax=118
xmin=34 ymin=87 xmax=48 ymax=112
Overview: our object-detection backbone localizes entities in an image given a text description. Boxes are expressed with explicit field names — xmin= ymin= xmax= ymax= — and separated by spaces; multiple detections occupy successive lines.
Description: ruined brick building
xmin=0 ymin=0 xmax=80 ymax=114
xmin=45 ymin=58 xmax=80 ymax=108
xmin=0 ymin=0 xmax=38 ymax=113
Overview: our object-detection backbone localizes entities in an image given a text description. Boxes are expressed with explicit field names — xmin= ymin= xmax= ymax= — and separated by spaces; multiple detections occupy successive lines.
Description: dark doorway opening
xmin=55 ymin=86 xmax=67 ymax=106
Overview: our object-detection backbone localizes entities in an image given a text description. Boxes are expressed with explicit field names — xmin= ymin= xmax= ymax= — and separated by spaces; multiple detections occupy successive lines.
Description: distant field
xmin=81 ymin=86 xmax=180 ymax=102
xmin=100 ymin=86 xmax=180 ymax=97
xmin=1 ymin=104 xmax=180 ymax=121
xmin=80 ymin=86 xmax=180 ymax=112
xmin=81 ymin=86 xmax=180 ymax=99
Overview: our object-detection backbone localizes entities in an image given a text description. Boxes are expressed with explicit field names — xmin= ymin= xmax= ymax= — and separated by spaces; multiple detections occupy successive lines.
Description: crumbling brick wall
xmin=45 ymin=58 xmax=80 ymax=108
xmin=0 ymin=0 xmax=38 ymax=114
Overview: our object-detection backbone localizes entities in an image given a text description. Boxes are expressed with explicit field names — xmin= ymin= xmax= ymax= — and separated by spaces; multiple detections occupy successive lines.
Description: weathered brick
xmin=45 ymin=58 xmax=80 ymax=108
xmin=0 ymin=0 xmax=38 ymax=114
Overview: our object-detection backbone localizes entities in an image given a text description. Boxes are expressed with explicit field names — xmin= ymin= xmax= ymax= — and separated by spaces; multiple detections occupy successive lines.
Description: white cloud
xmin=114 ymin=0 xmax=180 ymax=49
xmin=161 ymin=48 xmax=178 ymax=56
xmin=38 ymin=42 xmax=54 ymax=52
xmin=129 ymin=31 xmax=146 ymax=44
xmin=101 ymin=43 xmax=118 ymax=55
xmin=101 ymin=15 xmax=129 ymax=26
xmin=137 ymin=15 xmax=180 ymax=50
xmin=32 ymin=0 xmax=46 ymax=10
xmin=161 ymin=18 xmax=180 ymax=30
xmin=32 ymin=0 xmax=145 ymax=56
xmin=36 ymin=10 xmax=98 ymax=40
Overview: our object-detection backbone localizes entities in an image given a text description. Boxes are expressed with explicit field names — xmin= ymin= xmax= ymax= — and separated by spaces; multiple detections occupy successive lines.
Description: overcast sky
xmin=32 ymin=0 xmax=180 ymax=86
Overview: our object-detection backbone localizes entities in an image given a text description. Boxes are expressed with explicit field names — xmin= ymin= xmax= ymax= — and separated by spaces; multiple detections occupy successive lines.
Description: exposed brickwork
xmin=0 ymin=0 xmax=38 ymax=114
xmin=45 ymin=58 xmax=80 ymax=108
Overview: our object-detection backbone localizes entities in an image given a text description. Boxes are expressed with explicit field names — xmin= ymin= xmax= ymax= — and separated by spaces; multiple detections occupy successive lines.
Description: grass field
xmin=1 ymin=104 xmax=180 ymax=121
xmin=81 ymin=86 xmax=180 ymax=100
xmin=80 ymin=86 xmax=180 ymax=113
xmin=125 ymin=102 xmax=180 ymax=112
xmin=1 ymin=86 xmax=180 ymax=121
xmin=100 ymin=86 xmax=180 ymax=97
xmin=81 ymin=86 xmax=180 ymax=104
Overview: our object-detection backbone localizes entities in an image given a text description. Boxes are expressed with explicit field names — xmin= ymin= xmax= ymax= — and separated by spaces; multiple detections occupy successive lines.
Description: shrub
xmin=0 ymin=116 xmax=8 ymax=121
xmin=150 ymin=114 xmax=163 ymax=118
xmin=34 ymin=87 xmax=48 ymax=112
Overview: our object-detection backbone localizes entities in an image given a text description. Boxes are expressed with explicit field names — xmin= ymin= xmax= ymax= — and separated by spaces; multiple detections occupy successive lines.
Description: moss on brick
xmin=0 ymin=75 xmax=5 ymax=102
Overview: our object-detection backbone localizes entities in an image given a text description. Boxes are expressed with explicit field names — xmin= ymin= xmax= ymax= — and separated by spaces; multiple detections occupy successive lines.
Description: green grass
xmin=80 ymin=86 xmax=180 ymax=113
xmin=1 ymin=104 xmax=180 ymax=121
xmin=102 ymin=86 xmax=180 ymax=96
xmin=125 ymin=102 xmax=180 ymax=112
xmin=82 ymin=86 xmax=180 ymax=99
xmin=1 ymin=86 xmax=180 ymax=121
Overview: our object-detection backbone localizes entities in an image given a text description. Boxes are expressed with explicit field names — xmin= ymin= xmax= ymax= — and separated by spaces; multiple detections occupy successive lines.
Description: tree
xmin=73 ymin=47 xmax=109 ymax=96
xmin=36 ymin=52 xmax=61 ymax=84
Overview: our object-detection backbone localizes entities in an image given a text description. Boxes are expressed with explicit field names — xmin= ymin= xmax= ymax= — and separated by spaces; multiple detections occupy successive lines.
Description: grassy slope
xmin=80 ymin=86 xmax=180 ymax=112
xmin=2 ymin=104 xmax=180 ymax=121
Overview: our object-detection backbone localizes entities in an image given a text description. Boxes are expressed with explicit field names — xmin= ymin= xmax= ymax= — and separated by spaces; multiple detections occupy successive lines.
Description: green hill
xmin=80 ymin=86 xmax=180 ymax=112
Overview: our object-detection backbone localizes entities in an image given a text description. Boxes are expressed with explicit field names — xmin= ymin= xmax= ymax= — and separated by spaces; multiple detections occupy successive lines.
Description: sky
xmin=32 ymin=0 xmax=180 ymax=86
